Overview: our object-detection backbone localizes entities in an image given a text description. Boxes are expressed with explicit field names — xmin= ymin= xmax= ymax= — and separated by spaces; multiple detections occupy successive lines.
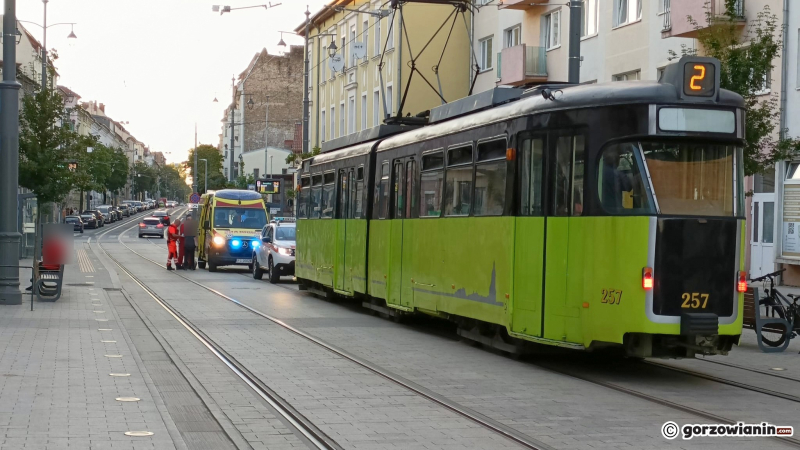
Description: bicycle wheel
xmin=758 ymin=298 xmax=788 ymax=347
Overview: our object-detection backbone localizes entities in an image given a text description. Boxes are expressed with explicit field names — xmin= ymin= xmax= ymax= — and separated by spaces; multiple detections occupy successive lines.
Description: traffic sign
xmin=190 ymin=193 xmax=200 ymax=203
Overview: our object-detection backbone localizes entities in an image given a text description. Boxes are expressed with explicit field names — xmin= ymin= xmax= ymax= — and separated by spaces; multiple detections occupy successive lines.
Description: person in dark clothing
xmin=182 ymin=214 xmax=198 ymax=270
xmin=602 ymin=149 xmax=633 ymax=211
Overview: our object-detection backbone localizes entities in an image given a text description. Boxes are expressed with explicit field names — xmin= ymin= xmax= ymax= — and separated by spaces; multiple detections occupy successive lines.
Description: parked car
xmin=96 ymin=206 xmax=115 ymax=223
xmin=118 ymin=205 xmax=130 ymax=217
xmin=152 ymin=210 xmax=170 ymax=225
xmin=252 ymin=220 xmax=296 ymax=283
xmin=82 ymin=210 xmax=104 ymax=227
xmin=65 ymin=215 xmax=84 ymax=233
xmin=138 ymin=217 xmax=165 ymax=238
xmin=79 ymin=212 xmax=99 ymax=229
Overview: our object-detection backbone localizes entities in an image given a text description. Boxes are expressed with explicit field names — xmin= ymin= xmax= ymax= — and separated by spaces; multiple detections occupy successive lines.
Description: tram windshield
xmin=640 ymin=141 xmax=743 ymax=216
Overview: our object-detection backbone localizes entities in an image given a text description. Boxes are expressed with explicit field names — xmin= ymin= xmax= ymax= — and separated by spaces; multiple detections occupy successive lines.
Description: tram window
xmin=448 ymin=145 xmax=473 ymax=166
xmin=477 ymin=138 xmax=507 ymax=162
xmin=321 ymin=173 xmax=335 ymax=219
xmin=405 ymin=160 xmax=417 ymax=219
xmin=394 ymin=161 xmax=404 ymax=219
xmin=298 ymin=188 xmax=310 ymax=219
xmin=355 ymin=179 xmax=364 ymax=218
xmin=337 ymin=171 xmax=349 ymax=219
xmin=422 ymin=151 xmax=444 ymax=170
xmin=357 ymin=166 xmax=364 ymax=181
xmin=519 ymin=137 xmax=545 ymax=216
xmin=312 ymin=174 xmax=322 ymax=186
xmin=597 ymin=143 xmax=652 ymax=214
xmin=444 ymin=166 xmax=473 ymax=216
xmin=376 ymin=162 xmax=390 ymax=219
xmin=310 ymin=186 xmax=322 ymax=219
xmin=474 ymin=162 xmax=506 ymax=216
xmin=554 ymin=135 xmax=585 ymax=216
xmin=420 ymin=170 xmax=443 ymax=217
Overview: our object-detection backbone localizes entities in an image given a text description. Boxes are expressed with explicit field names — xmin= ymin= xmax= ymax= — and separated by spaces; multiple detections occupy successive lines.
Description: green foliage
xmin=131 ymin=161 xmax=156 ymax=197
xmin=187 ymin=144 xmax=226 ymax=193
xmin=286 ymin=147 xmax=321 ymax=165
xmin=19 ymin=89 xmax=77 ymax=204
xmin=670 ymin=2 xmax=795 ymax=175
xmin=235 ymin=173 xmax=255 ymax=190
xmin=157 ymin=164 xmax=191 ymax=200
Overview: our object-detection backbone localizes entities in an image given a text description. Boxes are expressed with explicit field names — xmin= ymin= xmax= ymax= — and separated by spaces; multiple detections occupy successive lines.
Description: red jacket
xmin=167 ymin=224 xmax=178 ymax=242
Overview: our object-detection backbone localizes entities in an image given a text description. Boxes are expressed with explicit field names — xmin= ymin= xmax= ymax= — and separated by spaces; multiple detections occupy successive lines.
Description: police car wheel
xmin=268 ymin=258 xmax=279 ymax=284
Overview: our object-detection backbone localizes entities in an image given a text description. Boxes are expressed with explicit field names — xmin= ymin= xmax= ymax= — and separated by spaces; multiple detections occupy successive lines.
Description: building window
xmin=504 ymin=25 xmax=520 ymax=48
xmin=387 ymin=15 xmax=394 ymax=50
xmin=361 ymin=94 xmax=367 ymax=130
xmin=544 ymin=11 xmax=561 ymax=50
xmin=339 ymin=101 xmax=345 ymax=137
xmin=582 ymin=0 xmax=598 ymax=37
xmin=330 ymin=106 xmax=336 ymax=139
xmin=754 ymin=68 xmax=772 ymax=95
xmin=349 ymin=24 xmax=356 ymax=67
xmin=373 ymin=90 xmax=380 ymax=126
xmin=613 ymin=0 xmax=642 ymax=28
xmin=479 ymin=37 xmax=493 ymax=71
xmin=612 ymin=70 xmax=641 ymax=81
xmin=363 ymin=20 xmax=369 ymax=61
xmin=321 ymin=110 xmax=326 ymax=141
xmin=348 ymin=96 xmax=356 ymax=134
xmin=374 ymin=16 xmax=381 ymax=56
xmin=386 ymin=86 xmax=393 ymax=117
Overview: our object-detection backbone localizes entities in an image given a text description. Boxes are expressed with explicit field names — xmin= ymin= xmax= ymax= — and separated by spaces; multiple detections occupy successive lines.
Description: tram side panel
xmin=367 ymin=220 xmax=390 ymax=301
xmin=401 ymin=217 xmax=514 ymax=327
xmin=347 ymin=218 xmax=368 ymax=295
xmin=298 ymin=219 xmax=336 ymax=287
xmin=510 ymin=216 xmax=546 ymax=337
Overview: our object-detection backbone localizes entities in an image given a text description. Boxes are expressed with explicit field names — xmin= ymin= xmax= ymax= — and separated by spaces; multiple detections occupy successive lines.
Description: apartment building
xmin=299 ymin=0 xmax=472 ymax=150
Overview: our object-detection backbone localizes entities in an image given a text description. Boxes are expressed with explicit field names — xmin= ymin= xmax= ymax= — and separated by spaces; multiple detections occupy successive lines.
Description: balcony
xmin=662 ymin=0 xmax=745 ymax=39
xmin=497 ymin=45 xmax=547 ymax=87
xmin=498 ymin=0 xmax=550 ymax=10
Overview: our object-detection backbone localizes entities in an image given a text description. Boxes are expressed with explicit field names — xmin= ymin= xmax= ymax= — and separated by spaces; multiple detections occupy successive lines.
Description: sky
xmin=16 ymin=0 xmax=329 ymax=163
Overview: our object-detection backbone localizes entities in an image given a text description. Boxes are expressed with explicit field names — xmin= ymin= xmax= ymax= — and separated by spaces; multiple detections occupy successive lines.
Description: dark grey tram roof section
xmin=320 ymin=124 xmax=422 ymax=153
xmin=377 ymin=80 xmax=745 ymax=153
xmin=310 ymin=140 xmax=376 ymax=166
xmin=428 ymin=87 xmax=524 ymax=124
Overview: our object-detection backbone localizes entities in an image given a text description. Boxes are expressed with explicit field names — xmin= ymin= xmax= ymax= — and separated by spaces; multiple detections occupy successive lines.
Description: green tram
xmin=296 ymin=57 xmax=746 ymax=358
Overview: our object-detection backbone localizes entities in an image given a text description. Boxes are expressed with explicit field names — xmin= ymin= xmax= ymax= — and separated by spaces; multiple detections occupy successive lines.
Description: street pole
xmin=229 ymin=76 xmax=236 ymax=182
xmin=41 ymin=0 xmax=47 ymax=90
xmin=270 ymin=155 xmax=273 ymax=178
xmin=193 ymin=123 xmax=198 ymax=193
xmin=0 ymin=0 xmax=23 ymax=305
xmin=567 ymin=1 xmax=581 ymax=84
xmin=263 ymin=96 xmax=269 ymax=177
xmin=200 ymin=159 xmax=208 ymax=193
xmin=302 ymin=6 xmax=310 ymax=154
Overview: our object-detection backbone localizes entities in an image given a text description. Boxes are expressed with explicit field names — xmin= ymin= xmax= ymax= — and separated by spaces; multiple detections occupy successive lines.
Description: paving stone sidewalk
xmin=0 ymin=260 xmax=180 ymax=449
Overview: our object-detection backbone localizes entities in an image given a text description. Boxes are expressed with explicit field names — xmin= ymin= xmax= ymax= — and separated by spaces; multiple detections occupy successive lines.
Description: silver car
xmin=138 ymin=217 xmax=165 ymax=238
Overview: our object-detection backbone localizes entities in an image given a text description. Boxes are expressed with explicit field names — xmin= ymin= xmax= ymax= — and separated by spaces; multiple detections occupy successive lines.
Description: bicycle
xmin=751 ymin=268 xmax=800 ymax=347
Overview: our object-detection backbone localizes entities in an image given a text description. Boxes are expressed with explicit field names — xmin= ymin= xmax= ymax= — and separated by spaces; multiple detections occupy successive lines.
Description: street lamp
xmin=19 ymin=0 xmax=78 ymax=90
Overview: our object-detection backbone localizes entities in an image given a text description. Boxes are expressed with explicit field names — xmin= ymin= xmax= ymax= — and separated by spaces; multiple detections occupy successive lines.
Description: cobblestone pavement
xmin=81 ymin=216 xmax=796 ymax=450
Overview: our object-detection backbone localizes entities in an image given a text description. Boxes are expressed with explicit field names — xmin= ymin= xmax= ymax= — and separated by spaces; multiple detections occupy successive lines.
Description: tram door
xmin=335 ymin=169 xmax=352 ymax=293
xmin=387 ymin=157 xmax=415 ymax=308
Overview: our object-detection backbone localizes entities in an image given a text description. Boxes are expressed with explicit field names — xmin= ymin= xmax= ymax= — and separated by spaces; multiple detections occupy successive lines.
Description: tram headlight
xmin=278 ymin=247 xmax=292 ymax=256
xmin=212 ymin=235 xmax=225 ymax=247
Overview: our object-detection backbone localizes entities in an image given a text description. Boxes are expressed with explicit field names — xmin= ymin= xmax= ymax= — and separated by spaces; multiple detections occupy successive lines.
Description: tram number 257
xmin=601 ymin=289 xmax=622 ymax=305
xmin=681 ymin=292 xmax=709 ymax=309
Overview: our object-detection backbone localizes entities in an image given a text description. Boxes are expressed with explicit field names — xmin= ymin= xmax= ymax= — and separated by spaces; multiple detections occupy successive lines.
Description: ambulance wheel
xmin=208 ymin=260 xmax=218 ymax=272
xmin=198 ymin=261 xmax=206 ymax=269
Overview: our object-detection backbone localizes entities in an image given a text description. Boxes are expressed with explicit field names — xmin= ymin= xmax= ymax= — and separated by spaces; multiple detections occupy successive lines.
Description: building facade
xmin=299 ymin=0 xmax=472 ymax=150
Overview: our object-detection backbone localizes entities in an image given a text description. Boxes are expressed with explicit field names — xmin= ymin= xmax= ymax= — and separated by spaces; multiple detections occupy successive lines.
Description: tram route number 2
xmin=601 ymin=289 xmax=622 ymax=305
xmin=681 ymin=292 xmax=709 ymax=309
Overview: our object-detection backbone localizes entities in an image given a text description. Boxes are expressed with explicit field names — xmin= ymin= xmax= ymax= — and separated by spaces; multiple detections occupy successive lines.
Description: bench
xmin=743 ymin=287 xmax=792 ymax=353
xmin=34 ymin=262 xmax=64 ymax=302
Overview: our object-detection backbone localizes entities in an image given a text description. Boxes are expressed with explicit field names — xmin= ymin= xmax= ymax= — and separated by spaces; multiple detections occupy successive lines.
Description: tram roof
xmin=376 ymin=80 xmax=745 ymax=153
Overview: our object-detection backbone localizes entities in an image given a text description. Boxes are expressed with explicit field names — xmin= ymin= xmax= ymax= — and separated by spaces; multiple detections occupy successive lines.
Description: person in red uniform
xmin=166 ymin=220 xmax=179 ymax=270
xmin=174 ymin=218 xmax=184 ymax=270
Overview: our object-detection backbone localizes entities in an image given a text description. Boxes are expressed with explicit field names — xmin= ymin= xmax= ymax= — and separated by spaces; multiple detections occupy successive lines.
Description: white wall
xmin=240 ymin=146 xmax=291 ymax=180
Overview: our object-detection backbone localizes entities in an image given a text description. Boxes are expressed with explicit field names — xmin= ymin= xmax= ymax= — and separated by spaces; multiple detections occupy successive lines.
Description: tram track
xmin=694 ymin=358 xmax=800 ymax=383
xmin=104 ymin=215 xmax=800 ymax=449
xmin=97 ymin=219 xmax=554 ymax=450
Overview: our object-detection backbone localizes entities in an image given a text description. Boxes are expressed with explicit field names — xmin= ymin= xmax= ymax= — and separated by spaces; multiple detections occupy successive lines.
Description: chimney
xmin=99 ymin=103 xmax=105 ymax=113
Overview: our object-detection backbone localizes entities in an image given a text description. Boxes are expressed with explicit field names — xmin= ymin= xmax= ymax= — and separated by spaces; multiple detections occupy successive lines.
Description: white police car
xmin=252 ymin=218 xmax=296 ymax=283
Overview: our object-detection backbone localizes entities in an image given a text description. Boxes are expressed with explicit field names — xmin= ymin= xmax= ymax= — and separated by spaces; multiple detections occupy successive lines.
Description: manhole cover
xmin=95 ymin=319 xmax=108 ymax=322
xmin=98 ymin=328 xmax=112 ymax=331
xmin=93 ymin=311 xmax=105 ymax=313
xmin=101 ymin=340 xmax=116 ymax=343
xmin=116 ymin=397 xmax=140 ymax=402
xmin=124 ymin=431 xmax=153 ymax=437
xmin=772 ymin=368 xmax=786 ymax=371
xmin=105 ymin=355 xmax=122 ymax=358
xmin=109 ymin=373 xmax=130 ymax=377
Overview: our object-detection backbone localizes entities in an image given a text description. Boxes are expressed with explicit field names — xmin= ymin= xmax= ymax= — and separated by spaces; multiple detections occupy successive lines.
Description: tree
xmin=187 ymin=144 xmax=225 ymax=193
xmin=105 ymin=150 xmax=130 ymax=201
xmin=131 ymin=161 xmax=156 ymax=199
xmin=671 ymin=1 xmax=794 ymax=176
xmin=19 ymin=89 xmax=77 ymax=205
